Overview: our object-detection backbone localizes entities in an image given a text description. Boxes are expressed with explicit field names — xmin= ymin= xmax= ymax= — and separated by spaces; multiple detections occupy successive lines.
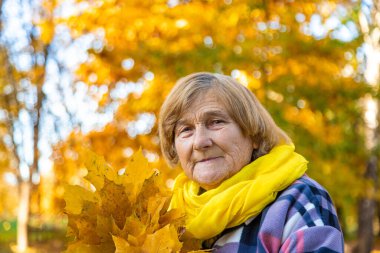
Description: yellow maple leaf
xmin=112 ymin=235 xmax=133 ymax=253
xmin=146 ymin=195 xmax=169 ymax=233
xmin=64 ymin=149 xmax=206 ymax=252
xmin=98 ymin=178 xmax=132 ymax=229
xmin=142 ymin=224 xmax=183 ymax=253
xmin=64 ymin=185 xmax=97 ymax=215
xmin=123 ymin=215 xmax=146 ymax=239
xmin=159 ymin=208 xmax=186 ymax=229
xmin=117 ymin=148 xmax=155 ymax=203
xmin=96 ymin=215 xmax=113 ymax=243
xmin=83 ymin=148 xmax=118 ymax=190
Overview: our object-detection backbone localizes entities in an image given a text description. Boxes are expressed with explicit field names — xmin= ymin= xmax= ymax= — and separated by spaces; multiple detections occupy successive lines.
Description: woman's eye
xmin=181 ymin=127 xmax=191 ymax=133
xmin=210 ymin=119 xmax=224 ymax=125
xmin=177 ymin=126 xmax=192 ymax=135
xmin=208 ymin=119 xmax=226 ymax=128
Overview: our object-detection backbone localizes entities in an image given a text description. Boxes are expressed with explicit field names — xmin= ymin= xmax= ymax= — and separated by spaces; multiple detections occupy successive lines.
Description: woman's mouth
xmin=198 ymin=157 xmax=221 ymax=163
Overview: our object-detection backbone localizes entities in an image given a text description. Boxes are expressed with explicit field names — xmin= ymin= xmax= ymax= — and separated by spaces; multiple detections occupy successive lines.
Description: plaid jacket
xmin=209 ymin=175 xmax=343 ymax=253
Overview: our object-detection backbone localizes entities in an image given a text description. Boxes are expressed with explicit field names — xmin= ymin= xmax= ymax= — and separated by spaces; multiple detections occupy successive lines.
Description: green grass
xmin=0 ymin=220 xmax=17 ymax=242
xmin=0 ymin=219 xmax=67 ymax=253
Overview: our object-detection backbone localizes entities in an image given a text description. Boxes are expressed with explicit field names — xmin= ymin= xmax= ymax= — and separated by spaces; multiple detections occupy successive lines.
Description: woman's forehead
xmin=178 ymin=93 xmax=231 ymax=121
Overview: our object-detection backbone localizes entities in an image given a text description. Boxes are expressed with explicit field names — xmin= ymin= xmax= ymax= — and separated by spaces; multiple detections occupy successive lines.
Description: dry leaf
xmin=64 ymin=149 xmax=206 ymax=253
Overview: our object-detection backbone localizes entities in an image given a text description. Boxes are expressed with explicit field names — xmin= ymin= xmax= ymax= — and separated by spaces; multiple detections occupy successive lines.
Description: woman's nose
xmin=193 ymin=125 xmax=212 ymax=150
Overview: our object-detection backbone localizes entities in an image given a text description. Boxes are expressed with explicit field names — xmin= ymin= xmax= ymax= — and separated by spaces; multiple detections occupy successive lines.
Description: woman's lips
xmin=198 ymin=157 xmax=221 ymax=163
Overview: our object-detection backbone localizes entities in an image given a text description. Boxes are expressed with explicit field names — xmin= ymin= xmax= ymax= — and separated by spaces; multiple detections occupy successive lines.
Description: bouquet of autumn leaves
xmin=63 ymin=149 xmax=204 ymax=253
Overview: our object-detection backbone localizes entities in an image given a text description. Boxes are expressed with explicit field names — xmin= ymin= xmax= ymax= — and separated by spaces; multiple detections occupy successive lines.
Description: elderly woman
xmin=158 ymin=72 xmax=343 ymax=252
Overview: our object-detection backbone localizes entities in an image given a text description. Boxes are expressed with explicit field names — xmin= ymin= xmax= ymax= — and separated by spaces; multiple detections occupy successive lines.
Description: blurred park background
xmin=0 ymin=0 xmax=380 ymax=252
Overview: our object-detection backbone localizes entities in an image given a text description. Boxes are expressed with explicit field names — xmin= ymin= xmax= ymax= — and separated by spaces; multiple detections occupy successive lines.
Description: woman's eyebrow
xmin=203 ymin=110 xmax=229 ymax=118
xmin=175 ymin=110 xmax=230 ymax=126
xmin=194 ymin=110 xmax=230 ymax=122
xmin=175 ymin=120 xmax=186 ymax=129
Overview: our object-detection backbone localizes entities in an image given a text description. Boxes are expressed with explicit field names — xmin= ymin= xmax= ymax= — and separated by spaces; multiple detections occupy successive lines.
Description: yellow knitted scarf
xmin=170 ymin=144 xmax=308 ymax=240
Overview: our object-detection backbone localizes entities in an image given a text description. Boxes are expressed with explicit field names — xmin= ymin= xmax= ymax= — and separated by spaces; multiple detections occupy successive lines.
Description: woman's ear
xmin=250 ymin=140 xmax=260 ymax=162
xmin=250 ymin=136 xmax=259 ymax=150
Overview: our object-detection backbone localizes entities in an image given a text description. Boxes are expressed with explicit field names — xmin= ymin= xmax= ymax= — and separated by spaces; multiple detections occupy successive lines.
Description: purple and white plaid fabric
xmin=209 ymin=175 xmax=343 ymax=253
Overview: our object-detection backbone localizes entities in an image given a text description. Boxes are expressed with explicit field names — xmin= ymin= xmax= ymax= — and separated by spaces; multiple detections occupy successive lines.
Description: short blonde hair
xmin=158 ymin=72 xmax=291 ymax=166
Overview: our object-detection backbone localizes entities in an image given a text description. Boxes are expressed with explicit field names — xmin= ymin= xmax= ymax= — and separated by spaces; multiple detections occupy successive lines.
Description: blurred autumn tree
xmin=0 ymin=0 xmax=98 ymax=251
xmin=48 ymin=0 xmax=371 ymax=244
xmin=356 ymin=0 xmax=380 ymax=252
xmin=0 ymin=0 xmax=52 ymax=250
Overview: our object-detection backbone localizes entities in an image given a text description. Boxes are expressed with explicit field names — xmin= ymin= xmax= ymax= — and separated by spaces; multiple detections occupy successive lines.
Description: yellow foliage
xmin=64 ymin=185 xmax=98 ymax=215
xmin=64 ymin=149 xmax=205 ymax=252
xmin=47 ymin=0 xmax=369 ymax=242
xmin=284 ymin=105 xmax=342 ymax=144
xmin=39 ymin=20 xmax=55 ymax=44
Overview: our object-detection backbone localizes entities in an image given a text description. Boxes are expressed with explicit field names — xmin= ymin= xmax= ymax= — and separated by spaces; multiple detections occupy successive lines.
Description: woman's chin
xmin=195 ymin=177 xmax=224 ymax=190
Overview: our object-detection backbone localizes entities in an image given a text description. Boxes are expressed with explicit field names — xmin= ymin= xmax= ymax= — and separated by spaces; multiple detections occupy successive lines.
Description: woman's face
xmin=174 ymin=90 xmax=255 ymax=190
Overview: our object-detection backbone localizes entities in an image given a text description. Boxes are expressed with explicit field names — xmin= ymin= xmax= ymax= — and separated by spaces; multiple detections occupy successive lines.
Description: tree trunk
xmin=357 ymin=156 xmax=377 ymax=253
xmin=17 ymin=181 xmax=31 ymax=252
xmin=358 ymin=1 xmax=380 ymax=251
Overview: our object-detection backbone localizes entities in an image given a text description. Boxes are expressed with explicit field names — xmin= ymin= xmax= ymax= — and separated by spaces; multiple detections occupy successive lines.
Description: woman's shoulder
xmin=212 ymin=175 xmax=343 ymax=252
xmin=241 ymin=175 xmax=343 ymax=252
xmin=281 ymin=174 xmax=331 ymax=197
xmin=276 ymin=174 xmax=338 ymax=220
xmin=267 ymin=174 xmax=342 ymax=233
